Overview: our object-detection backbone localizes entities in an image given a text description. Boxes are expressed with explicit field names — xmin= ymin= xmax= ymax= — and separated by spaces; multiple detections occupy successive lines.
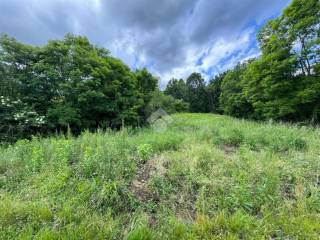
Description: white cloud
xmin=0 ymin=0 xmax=291 ymax=86
xmin=154 ymin=28 xmax=259 ymax=87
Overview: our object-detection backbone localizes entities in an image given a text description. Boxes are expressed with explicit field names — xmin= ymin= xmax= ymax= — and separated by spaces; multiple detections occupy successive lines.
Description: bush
xmin=145 ymin=92 xmax=189 ymax=116
xmin=0 ymin=96 xmax=46 ymax=143
xmin=137 ymin=144 xmax=153 ymax=163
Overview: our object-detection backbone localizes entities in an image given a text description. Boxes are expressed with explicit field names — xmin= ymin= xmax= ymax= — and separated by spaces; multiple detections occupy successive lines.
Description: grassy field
xmin=1 ymin=113 xmax=320 ymax=239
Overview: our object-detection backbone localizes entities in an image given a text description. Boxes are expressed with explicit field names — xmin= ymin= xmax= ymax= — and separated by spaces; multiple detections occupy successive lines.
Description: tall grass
xmin=1 ymin=113 xmax=319 ymax=239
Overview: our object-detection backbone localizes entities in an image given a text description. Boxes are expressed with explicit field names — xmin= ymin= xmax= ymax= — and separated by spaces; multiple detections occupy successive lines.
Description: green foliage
xmin=0 ymin=113 xmax=319 ymax=239
xmin=164 ymin=78 xmax=188 ymax=101
xmin=136 ymin=68 xmax=158 ymax=122
xmin=163 ymin=0 xmax=320 ymax=123
xmin=137 ymin=144 xmax=153 ymax=163
xmin=186 ymin=73 xmax=207 ymax=113
xmin=164 ymin=73 xmax=226 ymax=114
xmin=283 ymin=0 xmax=320 ymax=77
xmin=213 ymin=0 xmax=319 ymax=122
xmin=145 ymin=91 xmax=189 ymax=116
xmin=205 ymin=73 xmax=226 ymax=113
xmin=222 ymin=128 xmax=245 ymax=146
xmin=126 ymin=227 xmax=154 ymax=240
xmin=47 ymin=103 xmax=80 ymax=129
xmin=242 ymin=56 xmax=298 ymax=120
xmin=0 ymin=96 xmax=46 ymax=142
xmin=220 ymin=63 xmax=254 ymax=118
xmin=1 ymin=0 xmax=319 ymax=144
xmin=0 ymin=34 xmax=158 ymax=142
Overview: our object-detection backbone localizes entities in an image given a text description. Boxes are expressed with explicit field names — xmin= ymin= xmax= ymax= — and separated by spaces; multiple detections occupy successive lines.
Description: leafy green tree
xmin=243 ymin=18 xmax=297 ymax=120
xmin=0 ymin=34 xmax=158 ymax=141
xmin=0 ymin=63 xmax=20 ymax=98
xmin=186 ymin=72 xmax=207 ymax=112
xmin=295 ymin=76 xmax=320 ymax=123
xmin=220 ymin=63 xmax=254 ymax=118
xmin=164 ymin=78 xmax=188 ymax=101
xmin=33 ymin=35 xmax=143 ymax=130
xmin=283 ymin=0 xmax=320 ymax=76
xmin=0 ymin=96 xmax=46 ymax=142
xmin=281 ymin=0 xmax=320 ymax=122
xmin=145 ymin=91 xmax=189 ymax=116
xmin=206 ymin=73 xmax=227 ymax=113
xmin=242 ymin=56 xmax=298 ymax=120
xmin=242 ymin=0 xmax=319 ymax=121
xmin=0 ymin=34 xmax=38 ymax=100
xmin=135 ymin=68 xmax=158 ymax=122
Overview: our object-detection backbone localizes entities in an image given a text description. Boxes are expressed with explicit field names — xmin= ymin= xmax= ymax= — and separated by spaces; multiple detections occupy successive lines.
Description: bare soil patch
xmin=130 ymin=155 xmax=168 ymax=227
xmin=221 ymin=144 xmax=238 ymax=155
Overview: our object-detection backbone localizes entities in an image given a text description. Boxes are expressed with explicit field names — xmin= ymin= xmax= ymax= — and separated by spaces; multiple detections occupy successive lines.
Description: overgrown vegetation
xmin=1 ymin=113 xmax=320 ymax=239
xmin=0 ymin=0 xmax=319 ymax=239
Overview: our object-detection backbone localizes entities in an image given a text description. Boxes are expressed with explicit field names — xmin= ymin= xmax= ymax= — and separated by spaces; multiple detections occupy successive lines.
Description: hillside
xmin=1 ymin=113 xmax=320 ymax=239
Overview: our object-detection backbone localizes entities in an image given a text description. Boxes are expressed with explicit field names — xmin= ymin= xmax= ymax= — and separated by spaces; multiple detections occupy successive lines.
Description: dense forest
xmin=0 ymin=0 xmax=319 ymax=142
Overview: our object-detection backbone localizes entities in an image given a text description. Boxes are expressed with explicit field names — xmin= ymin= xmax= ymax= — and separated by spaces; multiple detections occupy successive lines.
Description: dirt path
xmin=130 ymin=155 xmax=167 ymax=226
xmin=131 ymin=157 xmax=156 ymax=202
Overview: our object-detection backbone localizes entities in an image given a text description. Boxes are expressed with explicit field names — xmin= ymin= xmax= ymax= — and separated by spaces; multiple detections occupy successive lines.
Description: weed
xmin=137 ymin=144 xmax=153 ymax=163
xmin=0 ymin=113 xmax=319 ymax=239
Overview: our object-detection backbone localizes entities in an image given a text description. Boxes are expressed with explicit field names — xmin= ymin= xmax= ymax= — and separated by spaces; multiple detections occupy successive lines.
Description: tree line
xmin=165 ymin=0 xmax=320 ymax=122
xmin=0 ymin=34 xmax=189 ymax=142
xmin=0 ymin=0 xmax=319 ymax=142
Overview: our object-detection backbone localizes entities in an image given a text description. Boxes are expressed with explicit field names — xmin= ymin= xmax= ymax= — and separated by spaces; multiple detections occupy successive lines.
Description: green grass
xmin=1 ymin=113 xmax=320 ymax=239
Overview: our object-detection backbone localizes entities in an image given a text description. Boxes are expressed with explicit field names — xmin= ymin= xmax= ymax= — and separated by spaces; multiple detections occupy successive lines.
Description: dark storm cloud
xmin=0 ymin=0 xmax=290 ymax=83
xmin=102 ymin=0 xmax=195 ymax=30
xmin=188 ymin=0 xmax=288 ymax=44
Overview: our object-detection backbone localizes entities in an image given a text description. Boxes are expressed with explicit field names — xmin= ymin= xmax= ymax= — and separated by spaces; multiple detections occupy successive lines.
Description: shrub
xmin=137 ymin=144 xmax=153 ymax=163
xmin=145 ymin=91 xmax=189 ymax=116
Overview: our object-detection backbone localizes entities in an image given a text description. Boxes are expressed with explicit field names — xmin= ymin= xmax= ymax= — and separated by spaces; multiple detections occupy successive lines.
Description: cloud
xmin=0 ymin=0 xmax=290 ymax=85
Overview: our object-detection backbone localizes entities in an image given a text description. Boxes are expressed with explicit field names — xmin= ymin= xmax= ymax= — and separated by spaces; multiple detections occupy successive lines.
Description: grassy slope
xmin=1 ymin=113 xmax=320 ymax=239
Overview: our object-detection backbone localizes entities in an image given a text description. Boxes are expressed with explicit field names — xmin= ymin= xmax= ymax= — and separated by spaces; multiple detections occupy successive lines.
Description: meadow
xmin=1 ymin=113 xmax=320 ymax=239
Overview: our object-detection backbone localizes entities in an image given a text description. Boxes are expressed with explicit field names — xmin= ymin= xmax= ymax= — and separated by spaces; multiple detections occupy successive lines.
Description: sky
xmin=0 ymin=0 xmax=291 ymax=87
